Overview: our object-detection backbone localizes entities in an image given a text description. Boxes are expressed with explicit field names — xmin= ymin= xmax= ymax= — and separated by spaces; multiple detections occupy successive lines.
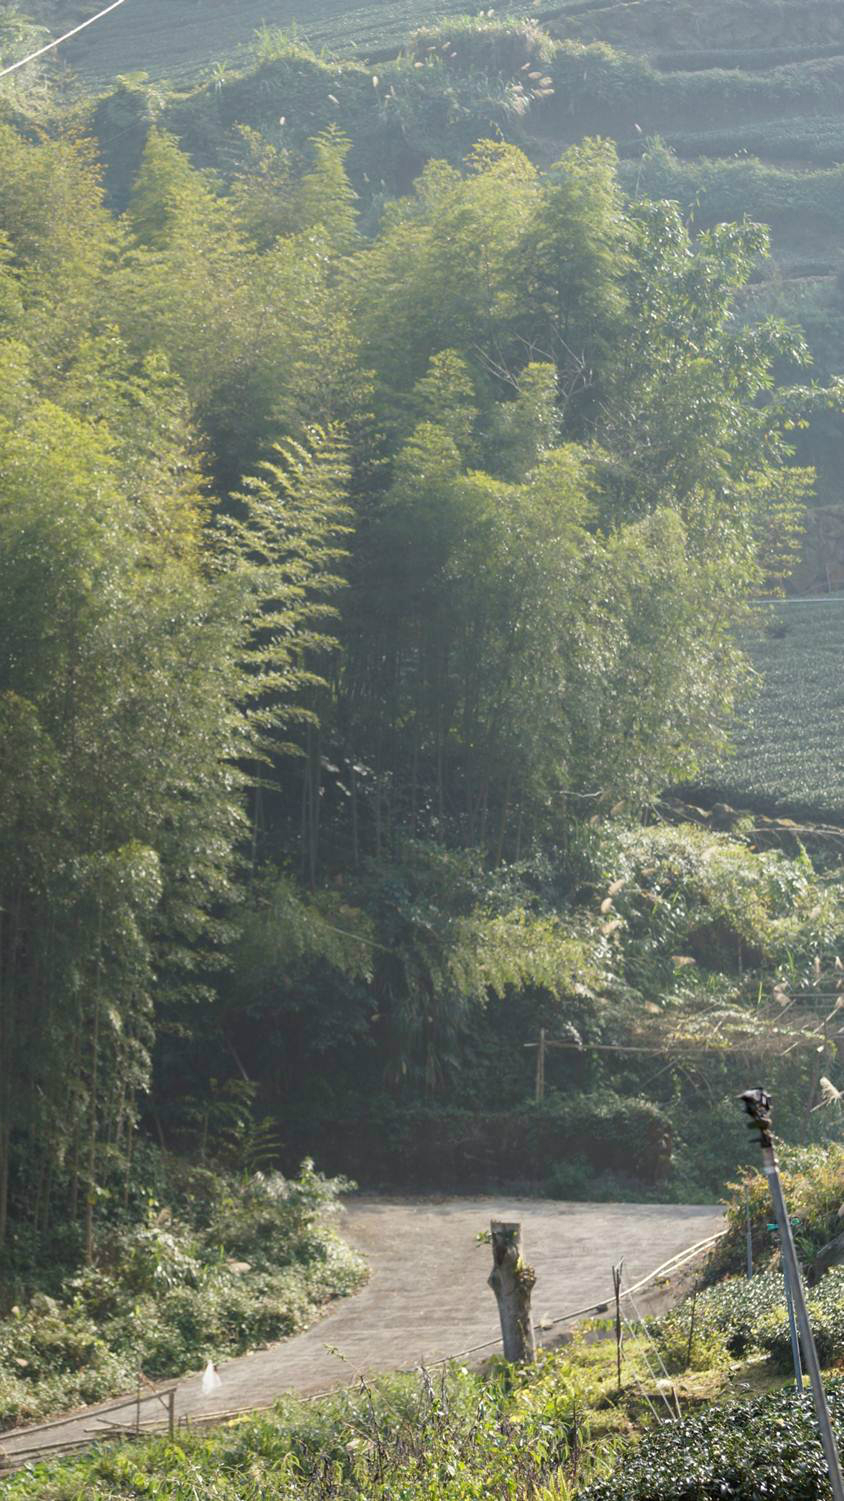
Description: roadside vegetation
xmin=8 ymin=1154 xmax=844 ymax=1499
xmin=0 ymin=1157 xmax=362 ymax=1431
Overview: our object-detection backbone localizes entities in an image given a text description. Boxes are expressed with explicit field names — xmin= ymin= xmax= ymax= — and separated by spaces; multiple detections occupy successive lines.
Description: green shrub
xmin=0 ymin=1162 xmax=364 ymax=1430
xmin=307 ymin=1093 xmax=672 ymax=1190
xmin=203 ymin=1159 xmax=354 ymax=1269
xmin=582 ymin=1381 xmax=844 ymax=1499
xmin=0 ymin=1358 xmax=593 ymax=1499
xmin=760 ymin=1266 xmax=844 ymax=1370
xmin=712 ymin=1145 xmax=844 ymax=1281
xmin=651 ymin=1271 xmax=786 ymax=1372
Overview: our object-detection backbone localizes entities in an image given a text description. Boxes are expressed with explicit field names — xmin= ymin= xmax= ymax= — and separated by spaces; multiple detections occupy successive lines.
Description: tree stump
xmin=488 ymin=1220 xmax=536 ymax=1364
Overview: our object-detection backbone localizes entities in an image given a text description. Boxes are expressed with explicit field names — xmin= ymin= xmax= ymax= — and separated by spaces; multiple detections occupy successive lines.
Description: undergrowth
xmin=0 ymin=1359 xmax=609 ymax=1499
xmin=0 ymin=1161 xmax=364 ymax=1432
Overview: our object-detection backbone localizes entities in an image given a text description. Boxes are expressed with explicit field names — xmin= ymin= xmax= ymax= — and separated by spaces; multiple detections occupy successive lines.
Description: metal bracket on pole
xmin=739 ymin=1088 xmax=844 ymax=1501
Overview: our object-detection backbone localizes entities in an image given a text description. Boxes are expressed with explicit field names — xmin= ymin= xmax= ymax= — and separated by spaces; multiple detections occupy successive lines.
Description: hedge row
xmin=287 ymin=1093 xmax=672 ymax=1190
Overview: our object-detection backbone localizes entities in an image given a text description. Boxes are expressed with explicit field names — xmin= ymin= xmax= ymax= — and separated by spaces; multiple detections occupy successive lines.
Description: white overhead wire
xmin=621 ymin=1308 xmax=676 ymax=1420
xmin=0 ymin=0 xmax=131 ymax=81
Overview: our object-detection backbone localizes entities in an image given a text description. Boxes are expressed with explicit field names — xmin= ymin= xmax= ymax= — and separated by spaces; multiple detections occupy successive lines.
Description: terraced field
xmin=697 ymin=602 xmax=844 ymax=821
xmin=33 ymin=0 xmax=540 ymax=83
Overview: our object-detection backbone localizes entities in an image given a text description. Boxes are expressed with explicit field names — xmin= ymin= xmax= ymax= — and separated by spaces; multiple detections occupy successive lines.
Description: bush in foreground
xmin=0 ymin=1162 xmax=364 ymax=1432
xmin=0 ymin=1361 xmax=592 ymax=1500
xmin=582 ymin=1382 xmax=844 ymax=1501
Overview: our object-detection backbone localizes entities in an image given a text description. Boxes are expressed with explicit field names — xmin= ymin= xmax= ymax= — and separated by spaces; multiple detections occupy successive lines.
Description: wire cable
xmin=0 ymin=0 xmax=131 ymax=81
xmin=1 ymin=1228 xmax=725 ymax=1466
xmin=621 ymin=1309 xmax=676 ymax=1419
xmin=626 ymin=1287 xmax=682 ymax=1420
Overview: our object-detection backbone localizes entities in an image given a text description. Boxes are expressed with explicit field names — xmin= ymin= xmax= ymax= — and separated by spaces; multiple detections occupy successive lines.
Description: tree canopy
xmin=0 ymin=101 xmax=835 ymax=1261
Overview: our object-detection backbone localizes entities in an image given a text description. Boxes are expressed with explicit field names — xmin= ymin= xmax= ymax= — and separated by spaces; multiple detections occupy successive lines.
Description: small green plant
xmin=651 ymin=1271 xmax=787 ymax=1372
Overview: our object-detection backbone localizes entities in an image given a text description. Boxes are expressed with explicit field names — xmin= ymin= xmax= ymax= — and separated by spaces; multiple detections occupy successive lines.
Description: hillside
xmin=696 ymin=600 xmax=844 ymax=822
xmin=29 ymin=0 xmax=542 ymax=80
xmin=5 ymin=13 xmax=844 ymax=1498
xmin=30 ymin=0 xmax=843 ymax=501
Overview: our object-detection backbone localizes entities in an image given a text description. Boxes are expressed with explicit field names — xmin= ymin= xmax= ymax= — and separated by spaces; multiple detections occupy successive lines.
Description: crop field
xmin=545 ymin=0 xmax=844 ymax=53
xmin=616 ymin=148 xmax=844 ymax=236
xmin=41 ymin=0 xmax=541 ymax=84
xmin=654 ymin=43 xmax=844 ymax=73
xmin=662 ymin=114 xmax=844 ymax=166
xmin=698 ymin=601 xmax=844 ymax=820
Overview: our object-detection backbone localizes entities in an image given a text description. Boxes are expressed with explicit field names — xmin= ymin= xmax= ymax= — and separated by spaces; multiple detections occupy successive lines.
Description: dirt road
xmin=1 ymin=1196 xmax=723 ymax=1467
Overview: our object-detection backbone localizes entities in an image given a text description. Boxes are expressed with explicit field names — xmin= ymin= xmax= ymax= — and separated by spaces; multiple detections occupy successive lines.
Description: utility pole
xmin=739 ymin=1088 xmax=844 ymax=1501
xmin=535 ymin=1028 xmax=546 ymax=1103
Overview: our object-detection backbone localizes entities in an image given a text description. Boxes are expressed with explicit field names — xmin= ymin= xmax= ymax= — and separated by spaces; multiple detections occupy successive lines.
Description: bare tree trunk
xmin=300 ymin=747 xmax=310 ymax=883
xmin=495 ymin=770 xmax=512 ymax=866
xmin=0 ymin=1123 xmax=8 ymax=1251
xmin=374 ymin=726 xmax=383 ymax=859
xmin=123 ymin=1114 xmax=134 ymax=1211
xmin=488 ymin=1220 xmax=536 ymax=1363
xmin=308 ymin=724 xmax=322 ymax=888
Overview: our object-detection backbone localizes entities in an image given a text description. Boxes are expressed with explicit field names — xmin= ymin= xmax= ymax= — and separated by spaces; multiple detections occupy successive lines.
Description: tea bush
xmin=761 ymin=1266 xmax=844 ymax=1370
xmin=697 ymin=602 xmax=844 ymax=824
xmin=651 ymin=1271 xmax=786 ymax=1371
xmin=582 ymin=1382 xmax=844 ymax=1500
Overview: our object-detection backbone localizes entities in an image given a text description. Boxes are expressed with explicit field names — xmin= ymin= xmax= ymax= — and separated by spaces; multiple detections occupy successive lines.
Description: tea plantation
xmin=697 ymin=602 xmax=844 ymax=821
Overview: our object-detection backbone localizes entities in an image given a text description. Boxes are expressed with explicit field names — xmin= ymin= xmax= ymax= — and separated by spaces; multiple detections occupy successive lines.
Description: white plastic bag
xmin=201 ymin=1360 xmax=222 ymax=1395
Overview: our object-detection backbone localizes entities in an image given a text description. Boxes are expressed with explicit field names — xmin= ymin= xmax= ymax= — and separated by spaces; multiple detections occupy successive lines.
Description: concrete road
xmin=0 ymin=1196 xmax=723 ymax=1466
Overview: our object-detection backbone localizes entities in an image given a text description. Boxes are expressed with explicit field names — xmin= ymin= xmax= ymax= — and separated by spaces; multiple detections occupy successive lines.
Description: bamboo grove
xmin=0 ymin=99 xmax=836 ymax=1258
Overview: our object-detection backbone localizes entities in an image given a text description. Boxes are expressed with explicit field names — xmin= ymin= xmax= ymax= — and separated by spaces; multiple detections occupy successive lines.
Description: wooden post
xmin=612 ymin=1261 xmax=623 ymax=1390
xmin=685 ymin=1286 xmax=698 ymax=1370
xmin=488 ymin=1221 xmax=536 ymax=1364
xmin=535 ymin=1028 xmax=546 ymax=1103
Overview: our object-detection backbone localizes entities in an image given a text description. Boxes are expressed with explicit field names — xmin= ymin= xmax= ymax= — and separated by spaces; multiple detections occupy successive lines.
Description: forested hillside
xmin=19 ymin=0 xmax=844 ymax=542
xmin=1 ymin=0 xmax=844 ymax=1415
